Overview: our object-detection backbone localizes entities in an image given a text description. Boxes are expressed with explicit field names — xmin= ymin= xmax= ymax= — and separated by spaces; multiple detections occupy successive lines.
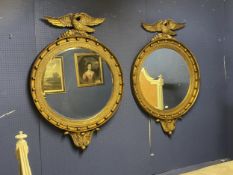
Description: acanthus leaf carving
xmin=67 ymin=130 xmax=95 ymax=150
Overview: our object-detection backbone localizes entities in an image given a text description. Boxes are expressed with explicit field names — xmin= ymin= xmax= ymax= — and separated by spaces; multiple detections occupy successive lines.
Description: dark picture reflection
xmin=42 ymin=56 xmax=65 ymax=94
xmin=74 ymin=53 xmax=104 ymax=87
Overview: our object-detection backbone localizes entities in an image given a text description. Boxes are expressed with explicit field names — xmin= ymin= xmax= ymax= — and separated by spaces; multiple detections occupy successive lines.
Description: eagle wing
xmin=88 ymin=17 xmax=105 ymax=26
xmin=142 ymin=20 xmax=163 ymax=32
xmin=167 ymin=19 xmax=185 ymax=31
xmin=44 ymin=13 xmax=73 ymax=27
xmin=77 ymin=12 xmax=105 ymax=26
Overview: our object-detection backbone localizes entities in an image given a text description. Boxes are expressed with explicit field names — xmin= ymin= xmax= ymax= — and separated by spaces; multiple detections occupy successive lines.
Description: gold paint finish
xmin=132 ymin=19 xmax=200 ymax=134
xmin=44 ymin=12 xmax=105 ymax=39
xmin=30 ymin=13 xmax=123 ymax=150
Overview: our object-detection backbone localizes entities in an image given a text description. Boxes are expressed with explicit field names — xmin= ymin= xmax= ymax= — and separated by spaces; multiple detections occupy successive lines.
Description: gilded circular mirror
xmin=30 ymin=13 xmax=123 ymax=150
xmin=131 ymin=19 xmax=200 ymax=134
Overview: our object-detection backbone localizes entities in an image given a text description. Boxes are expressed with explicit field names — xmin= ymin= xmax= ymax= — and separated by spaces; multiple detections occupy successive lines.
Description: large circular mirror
xmin=30 ymin=13 xmax=123 ymax=150
xmin=132 ymin=19 xmax=200 ymax=134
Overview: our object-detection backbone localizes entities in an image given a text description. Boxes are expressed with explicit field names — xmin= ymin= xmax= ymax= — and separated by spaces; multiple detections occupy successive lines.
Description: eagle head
xmin=72 ymin=13 xmax=105 ymax=27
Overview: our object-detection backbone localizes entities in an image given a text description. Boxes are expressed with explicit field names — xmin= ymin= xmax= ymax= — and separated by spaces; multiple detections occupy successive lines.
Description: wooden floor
xmin=157 ymin=158 xmax=231 ymax=175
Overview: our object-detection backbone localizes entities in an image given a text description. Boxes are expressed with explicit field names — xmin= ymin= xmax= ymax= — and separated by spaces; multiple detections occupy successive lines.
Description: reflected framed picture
xmin=74 ymin=53 xmax=104 ymax=88
xmin=42 ymin=56 xmax=65 ymax=94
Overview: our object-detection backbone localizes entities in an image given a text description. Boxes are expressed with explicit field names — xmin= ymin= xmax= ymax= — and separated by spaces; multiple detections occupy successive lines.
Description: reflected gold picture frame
xmin=42 ymin=56 xmax=66 ymax=94
xmin=74 ymin=53 xmax=104 ymax=88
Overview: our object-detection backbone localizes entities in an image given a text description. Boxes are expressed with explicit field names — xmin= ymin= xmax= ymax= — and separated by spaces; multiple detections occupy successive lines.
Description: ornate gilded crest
xmin=142 ymin=19 xmax=185 ymax=40
xmin=44 ymin=12 xmax=105 ymax=39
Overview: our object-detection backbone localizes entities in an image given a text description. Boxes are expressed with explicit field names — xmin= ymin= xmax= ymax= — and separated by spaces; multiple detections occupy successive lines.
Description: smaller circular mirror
xmin=132 ymin=19 xmax=200 ymax=134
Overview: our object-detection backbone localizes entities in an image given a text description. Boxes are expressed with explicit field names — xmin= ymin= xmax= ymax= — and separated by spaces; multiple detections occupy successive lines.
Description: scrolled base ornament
xmin=160 ymin=119 xmax=176 ymax=135
xmin=65 ymin=131 xmax=94 ymax=150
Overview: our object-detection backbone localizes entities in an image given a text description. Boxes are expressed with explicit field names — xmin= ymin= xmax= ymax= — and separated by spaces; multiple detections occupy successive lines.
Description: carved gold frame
xmin=131 ymin=20 xmax=200 ymax=135
xmin=30 ymin=13 xmax=123 ymax=150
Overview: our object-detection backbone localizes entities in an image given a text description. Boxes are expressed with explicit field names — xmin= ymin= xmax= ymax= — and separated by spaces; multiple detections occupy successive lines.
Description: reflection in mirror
xmin=42 ymin=56 xmax=65 ymax=94
xmin=140 ymin=48 xmax=189 ymax=110
xmin=42 ymin=48 xmax=113 ymax=119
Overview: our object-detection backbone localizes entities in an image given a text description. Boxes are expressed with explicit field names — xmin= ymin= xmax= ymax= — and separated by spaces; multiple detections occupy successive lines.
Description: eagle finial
xmin=142 ymin=19 xmax=185 ymax=39
xmin=44 ymin=12 xmax=105 ymax=38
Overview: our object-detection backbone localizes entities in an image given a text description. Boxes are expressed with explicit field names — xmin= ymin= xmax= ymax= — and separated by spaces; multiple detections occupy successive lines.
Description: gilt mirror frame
xmin=30 ymin=12 xmax=123 ymax=150
xmin=131 ymin=19 xmax=200 ymax=135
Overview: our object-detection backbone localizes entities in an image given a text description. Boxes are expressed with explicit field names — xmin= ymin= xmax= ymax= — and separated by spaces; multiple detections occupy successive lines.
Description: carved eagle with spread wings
xmin=44 ymin=13 xmax=105 ymax=37
xmin=142 ymin=19 xmax=185 ymax=36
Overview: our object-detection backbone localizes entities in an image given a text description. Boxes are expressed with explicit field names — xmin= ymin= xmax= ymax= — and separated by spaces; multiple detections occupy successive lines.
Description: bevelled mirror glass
xmin=30 ymin=13 xmax=123 ymax=150
xmin=43 ymin=48 xmax=113 ymax=119
xmin=140 ymin=48 xmax=189 ymax=110
xmin=131 ymin=19 xmax=200 ymax=134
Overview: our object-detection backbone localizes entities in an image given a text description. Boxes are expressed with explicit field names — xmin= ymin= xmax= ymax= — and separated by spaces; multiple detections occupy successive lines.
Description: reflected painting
xmin=42 ymin=56 xmax=65 ymax=94
xmin=74 ymin=53 xmax=104 ymax=87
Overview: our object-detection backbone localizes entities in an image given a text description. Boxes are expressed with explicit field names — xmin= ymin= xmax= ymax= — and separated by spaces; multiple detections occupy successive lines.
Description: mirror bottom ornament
xmin=158 ymin=119 xmax=176 ymax=135
xmin=65 ymin=130 xmax=97 ymax=150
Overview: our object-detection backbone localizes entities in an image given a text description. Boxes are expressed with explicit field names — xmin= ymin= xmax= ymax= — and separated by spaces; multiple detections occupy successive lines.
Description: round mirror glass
xmin=140 ymin=48 xmax=189 ymax=110
xmin=41 ymin=48 xmax=113 ymax=119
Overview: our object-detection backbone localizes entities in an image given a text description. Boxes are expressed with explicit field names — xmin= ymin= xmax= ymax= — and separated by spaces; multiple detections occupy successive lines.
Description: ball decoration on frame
xmin=30 ymin=12 xmax=123 ymax=150
xmin=131 ymin=19 xmax=200 ymax=135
